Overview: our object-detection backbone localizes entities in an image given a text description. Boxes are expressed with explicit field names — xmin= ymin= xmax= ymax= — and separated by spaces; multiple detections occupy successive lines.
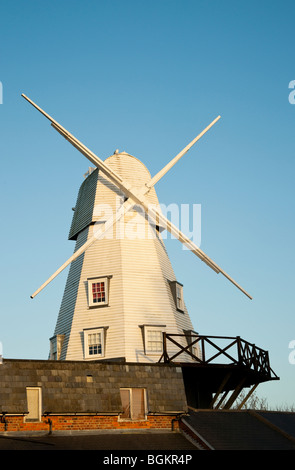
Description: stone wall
xmin=0 ymin=359 xmax=187 ymax=416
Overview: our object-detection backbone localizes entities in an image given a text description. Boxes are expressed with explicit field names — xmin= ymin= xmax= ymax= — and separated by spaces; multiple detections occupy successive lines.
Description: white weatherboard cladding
xmin=53 ymin=228 xmax=88 ymax=360
xmin=52 ymin=152 xmax=196 ymax=362
xmin=62 ymin=231 xmax=125 ymax=360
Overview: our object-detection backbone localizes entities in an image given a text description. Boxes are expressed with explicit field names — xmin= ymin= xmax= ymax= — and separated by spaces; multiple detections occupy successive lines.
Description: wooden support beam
xmin=210 ymin=372 xmax=232 ymax=408
xmin=215 ymin=390 xmax=230 ymax=409
xmin=223 ymin=378 xmax=246 ymax=409
xmin=237 ymin=383 xmax=259 ymax=410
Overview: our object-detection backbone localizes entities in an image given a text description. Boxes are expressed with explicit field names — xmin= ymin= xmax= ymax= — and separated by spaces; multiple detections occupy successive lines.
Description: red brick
xmin=0 ymin=414 xmax=179 ymax=433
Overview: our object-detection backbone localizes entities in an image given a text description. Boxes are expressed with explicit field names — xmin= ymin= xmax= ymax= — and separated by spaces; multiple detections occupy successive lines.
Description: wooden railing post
xmin=264 ymin=350 xmax=270 ymax=376
xmin=163 ymin=332 xmax=168 ymax=362
xmin=201 ymin=336 xmax=205 ymax=362
xmin=237 ymin=336 xmax=242 ymax=365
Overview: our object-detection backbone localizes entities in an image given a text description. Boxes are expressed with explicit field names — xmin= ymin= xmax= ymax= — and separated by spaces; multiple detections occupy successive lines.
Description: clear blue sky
xmin=0 ymin=0 xmax=294 ymax=409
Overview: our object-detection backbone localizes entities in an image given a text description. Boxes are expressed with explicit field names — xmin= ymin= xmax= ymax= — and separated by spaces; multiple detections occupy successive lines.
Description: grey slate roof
xmin=182 ymin=409 xmax=295 ymax=450
xmin=0 ymin=431 xmax=198 ymax=451
xmin=68 ymin=169 xmax=99 ymax=240
xmin=258 ymin=411 xmax=295 ymax=440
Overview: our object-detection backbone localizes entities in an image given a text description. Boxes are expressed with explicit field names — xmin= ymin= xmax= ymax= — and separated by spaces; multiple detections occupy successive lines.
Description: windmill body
xmin=50 ymin=152 xmax=196 ymax=362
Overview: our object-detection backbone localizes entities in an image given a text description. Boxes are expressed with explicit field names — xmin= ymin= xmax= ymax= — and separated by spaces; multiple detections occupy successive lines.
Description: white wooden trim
xmin=118 ymin=388 xmax=147 ymax=421
xmin=87 ymin=276 xmax=109 ymax=307
xmin=25 ymin=387 xmax=42 ymax=422
xmin=83 ymin=327 xmax=105 ymax=359
xmin=143 ymin=326 xmax=165 ymax=356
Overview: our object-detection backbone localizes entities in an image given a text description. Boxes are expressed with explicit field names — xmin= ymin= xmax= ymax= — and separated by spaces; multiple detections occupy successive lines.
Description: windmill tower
xmin=23 ymin=95 xmax=252 ymax=365
xmin=50 ymin=151 xmax=198 ymax=362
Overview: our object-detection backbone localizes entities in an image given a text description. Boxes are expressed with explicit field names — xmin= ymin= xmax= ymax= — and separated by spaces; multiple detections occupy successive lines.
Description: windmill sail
xmin=23 ymin=94 xmax=251 ymax=301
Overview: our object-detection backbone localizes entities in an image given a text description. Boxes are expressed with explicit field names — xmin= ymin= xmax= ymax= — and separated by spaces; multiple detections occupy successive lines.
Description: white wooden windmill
xmin=22 ymin=94 xmax=252 ymax=363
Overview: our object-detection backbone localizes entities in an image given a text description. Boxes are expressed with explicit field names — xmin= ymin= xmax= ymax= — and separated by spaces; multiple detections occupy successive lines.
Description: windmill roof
xmin=68 ymin=168 xmax=99 ymax=240
xmin=68 ymin=152 xmax=159 ymax=241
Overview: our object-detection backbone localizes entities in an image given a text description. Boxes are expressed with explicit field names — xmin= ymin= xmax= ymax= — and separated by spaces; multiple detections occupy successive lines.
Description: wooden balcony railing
xmin=159 ymin=333 xmax=278 ymax=379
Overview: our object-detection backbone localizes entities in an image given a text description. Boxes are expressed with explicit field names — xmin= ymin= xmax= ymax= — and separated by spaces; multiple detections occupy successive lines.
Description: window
xmin=146 ymin=329 xmax=162 ymax=353
xmin=25 ymin=387 xmax=42 ymax=422
xmin=119 ymin=388 xmax=147 ymax=420
xmin=83 ymin=327 xmax=105 ymax=359
xmin=49 ymin=334 xmax=65 ymax=360
xmin=87 ymin=277 xmax=109 ymax=307
xmin=176 ymin=284 xmax=184 ymax=311
xmin=143 ymin=326 xmax=165 ymax=355
xmin=184 ymin=330 xmax=200 ymax=360
xmin=169 ymin=281 xmax=184 ymax=312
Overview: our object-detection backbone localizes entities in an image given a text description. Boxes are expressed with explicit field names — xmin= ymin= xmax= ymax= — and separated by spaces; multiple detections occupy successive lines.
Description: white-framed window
xmin=184 ymin=330 xmax=201 ymax=360
xmin=169 ymin=281 xmax=184 ymax=312
xmin=49 ymin=334 xmax=65 ymax=360
xmin=143 ymin=326 xmax=164 ymax=355
xmin=176 ymin=283 xmax=184 ymax=311
xmin=87 ymin=276 xmax=109 ymax=307
xmin=83 ymin=327 xmax=105 ymax=359
xmin=25 ymin=387 xmax=42 ymax=422
xmin=119 ymin=388 xmax=147 ymax=421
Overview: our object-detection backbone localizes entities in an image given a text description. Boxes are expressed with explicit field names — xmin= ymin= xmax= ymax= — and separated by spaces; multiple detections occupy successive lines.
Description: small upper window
xmin=184 ymin=330 xmax=200 ymax=360
xmin=176 ymin=284 xmax=184 ymax=311
xmin=49 ymin=334 xmax=65 ymax=360
xmin=169 ymin=281 xmax=184 ymax=312
xmin=88 ymin=277 xmax=109 ymax=307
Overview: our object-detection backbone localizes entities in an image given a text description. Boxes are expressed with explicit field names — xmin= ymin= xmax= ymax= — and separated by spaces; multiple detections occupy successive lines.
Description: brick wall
xmin=0 ymin=414 xmax=180 ymax=433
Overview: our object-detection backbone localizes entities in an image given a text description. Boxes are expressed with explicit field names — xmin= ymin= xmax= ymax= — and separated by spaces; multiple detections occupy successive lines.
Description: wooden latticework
xmin=159 ymin=333 xmax=277 ymax=379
